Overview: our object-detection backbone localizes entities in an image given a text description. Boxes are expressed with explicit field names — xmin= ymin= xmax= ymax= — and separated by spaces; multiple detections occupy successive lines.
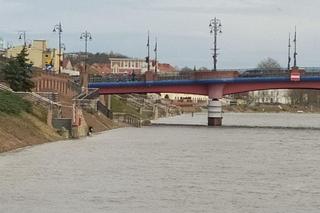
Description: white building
xmin=160 ymin=93 xmax=208 ymax=103
xmin=250 ymin=89 xmax=291 ymax=104
xmin=110 ymin=58 xmax=151 ymax=74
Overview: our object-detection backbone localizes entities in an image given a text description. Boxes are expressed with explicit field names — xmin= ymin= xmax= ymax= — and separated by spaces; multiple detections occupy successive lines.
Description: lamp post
xmin=53 ymin=22 xmax=63 ymax=74
xmin=80 ymin=31 xmax=92 ymax=94
xmin=18 ymin=31 xmax=26 ymax=46
xmin=154 ymin=37 xmax=158 ymax=73
xmin=146 ymin=31 xmax=150 ymax=72
xmin=293 ymin=26 xmax=297 ymax=68
xmin=287 ymin=33 xmax=291 ymax=71
xmin=209 ymin=17 xmax=222 ymax=71
xmin=80 ymin=31 xmax=92 ymax=74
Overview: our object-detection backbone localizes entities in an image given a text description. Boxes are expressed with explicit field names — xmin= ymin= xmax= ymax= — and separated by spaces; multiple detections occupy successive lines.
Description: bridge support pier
xmin=208 ymin=99 xmax=223 ymax=126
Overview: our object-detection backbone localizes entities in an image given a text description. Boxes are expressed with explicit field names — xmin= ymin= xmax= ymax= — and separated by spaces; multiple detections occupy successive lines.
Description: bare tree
xmin=257 ymin=57 xmax=281 ymax=71
xmin=252 ymin=58 xmax=282 ymax=103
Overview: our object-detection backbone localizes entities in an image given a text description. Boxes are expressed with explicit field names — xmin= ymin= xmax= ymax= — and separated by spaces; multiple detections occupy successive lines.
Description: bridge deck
xmin=89 ymin=76 xmax=320 ymax=89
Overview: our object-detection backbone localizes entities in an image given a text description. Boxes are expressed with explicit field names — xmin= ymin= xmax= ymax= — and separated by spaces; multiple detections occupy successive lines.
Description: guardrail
xmin=15 ymin=92 xmax=62 ymax=108
xmin=112 ymin=112 xmax=142 ymax=127
xmin=97 ymin=101 xmax=113 ymax=119
xmin=0 ymin=83 xmax=13 ymax=92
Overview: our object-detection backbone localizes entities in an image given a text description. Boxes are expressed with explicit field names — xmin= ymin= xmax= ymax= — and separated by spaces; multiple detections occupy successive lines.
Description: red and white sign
xmin=291 ymin=72 xmax=301 ymax=81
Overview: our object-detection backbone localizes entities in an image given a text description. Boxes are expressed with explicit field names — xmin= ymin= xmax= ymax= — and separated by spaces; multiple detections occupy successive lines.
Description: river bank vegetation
xmin=0 ymin=91 xmax=61 ymax=153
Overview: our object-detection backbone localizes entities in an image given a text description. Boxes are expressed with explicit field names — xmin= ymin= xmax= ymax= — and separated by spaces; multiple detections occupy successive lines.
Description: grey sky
xmin=0 ymin=0 xmax=320 ymax=68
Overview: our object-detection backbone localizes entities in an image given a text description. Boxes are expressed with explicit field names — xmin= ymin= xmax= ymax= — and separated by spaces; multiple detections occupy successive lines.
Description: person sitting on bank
xmin=88 ymin=126 xmax=94 ymax=136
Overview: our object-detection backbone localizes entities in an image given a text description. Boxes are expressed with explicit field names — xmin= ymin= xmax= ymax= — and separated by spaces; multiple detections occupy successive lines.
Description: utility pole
xmin=53 ymin=22 xmax=63 ymax=74
xmin=154 ymin=37 xmax=158 ymax=73
xmin=293 ymin=26 xmax=297 ymax=68
xmin=18 ymin=31 xmax=26 ymax=46
xmin=146 ymin=31 xmax=150 ymax=72
xmin=209 ymin=17 xmax=222 ymax=71
xmin=80 ymin=31 xmax=92 ymax=94
xmin=287 ymin=33 xmax=291 ymax=71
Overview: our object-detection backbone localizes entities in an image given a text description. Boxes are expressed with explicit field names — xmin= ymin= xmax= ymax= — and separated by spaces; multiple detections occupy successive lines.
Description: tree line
xmin=65 ymin=51 xmax=128 ymax=66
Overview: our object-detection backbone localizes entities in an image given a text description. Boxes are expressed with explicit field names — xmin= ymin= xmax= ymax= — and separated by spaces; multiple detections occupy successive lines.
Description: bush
xmin=0 ymin=91 xmax=32 ymax=114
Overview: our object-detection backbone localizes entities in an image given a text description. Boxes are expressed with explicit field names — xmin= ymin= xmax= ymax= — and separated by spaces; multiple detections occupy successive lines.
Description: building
xmin=110 ymin=57 xmax=176 ymax=74
xmin=110 ymin=58 xmax=149 ymax=74
xmin=249 ymin=89 xmax=291 ymax=104
xmin=158 ymin=63 xmax=176 ymax=73
xmin=61 ymin=58 xmax=80 ymax=76
xmin=160 ymin=93 xmax=208 ymax=103
xmin=5 ymin=40 xmax=61 ymax=72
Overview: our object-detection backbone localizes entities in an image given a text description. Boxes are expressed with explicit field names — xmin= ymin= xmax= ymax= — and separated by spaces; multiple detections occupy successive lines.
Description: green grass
xmin=111 ymin=96 xmax=149 ymax=119
xmin=0 ymin=91 xmax=32 ymax=115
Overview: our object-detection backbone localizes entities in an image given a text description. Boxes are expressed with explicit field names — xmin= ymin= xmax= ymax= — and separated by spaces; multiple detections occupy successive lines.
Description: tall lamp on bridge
xmin=53 ymin=22 xmax=63 ymax=74
xmin=209 ymin=17 xmax=222 ymax=71
xmin=80 ymin=30 xmax=92 ymax=94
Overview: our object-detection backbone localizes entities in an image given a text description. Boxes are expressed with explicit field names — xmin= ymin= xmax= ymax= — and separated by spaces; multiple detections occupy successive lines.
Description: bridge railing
xmin=89 ymin=73 xmax=145 ymax=83
xmin=88 ymin=67 xmax=320 ymax=84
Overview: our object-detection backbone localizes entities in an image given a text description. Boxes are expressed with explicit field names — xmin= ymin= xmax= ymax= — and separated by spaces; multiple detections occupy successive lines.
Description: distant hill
xmin=65 ymin=52 xmax=128 ymax=66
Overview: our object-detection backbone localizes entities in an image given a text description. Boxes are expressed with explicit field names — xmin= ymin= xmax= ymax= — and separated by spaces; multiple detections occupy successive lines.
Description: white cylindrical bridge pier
xmin=208 ymin=99 xmax=223 ymax=126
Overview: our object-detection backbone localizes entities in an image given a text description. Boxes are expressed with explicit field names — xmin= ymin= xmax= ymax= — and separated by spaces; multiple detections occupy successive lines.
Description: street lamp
xmin=80 ymin=30 xmax=92 ymax=94
xmin=80 ymin=30 xmax=92 ymax=73
xmin=53 ymin=22 xmax=63 ymax=74
xmin=18 ymin=31 xmax=26 ymax=46
xmin=293 ymin=26 xmax=298 ymax=68
xmin=209 ymin=17 xmax=222 ymax=71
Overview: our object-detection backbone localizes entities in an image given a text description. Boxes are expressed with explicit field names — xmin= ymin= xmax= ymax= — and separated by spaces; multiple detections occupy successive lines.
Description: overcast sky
xmin=0 ymin=0 xmax=320 ymax=68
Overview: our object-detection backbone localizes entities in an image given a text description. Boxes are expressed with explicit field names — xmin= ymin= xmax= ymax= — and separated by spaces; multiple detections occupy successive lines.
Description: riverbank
xmin=0 ymin=111 xmax=62 ymax=153
xmin=224 ymin=103 xmax=320 ymax=113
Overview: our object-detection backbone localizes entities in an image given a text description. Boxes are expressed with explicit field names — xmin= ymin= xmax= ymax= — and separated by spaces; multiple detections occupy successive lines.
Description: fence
xmin=113 ymin=112 xmax=142 ymax=127
xmin=97 ymin=101 xmax=113 ymax=119
xmin=0 ymin=83 xmax=13 ymax=92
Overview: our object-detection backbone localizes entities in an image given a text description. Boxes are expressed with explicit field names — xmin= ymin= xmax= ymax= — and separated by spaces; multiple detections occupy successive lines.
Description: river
xmin=1 ymin=112 xmax=320 ymax=212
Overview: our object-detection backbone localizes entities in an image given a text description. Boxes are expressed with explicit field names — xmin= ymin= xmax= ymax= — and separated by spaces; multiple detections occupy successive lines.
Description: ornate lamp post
xmin=53 ymin=22 xmax=63 ymax=74
xmin=293 ymin=27 xmax=298 ymax=68
xmin=154 ymin=37 xmax=158 ymax=73
xmin=18 ymin=31 xmax=26 ymax=46
xmin=209 ymin=18 xmax=222 ymax=71
xmin=80 ymin=31 xmax=92 ymax=74
xmin=80 ymin=31 xmax=92 ymax=94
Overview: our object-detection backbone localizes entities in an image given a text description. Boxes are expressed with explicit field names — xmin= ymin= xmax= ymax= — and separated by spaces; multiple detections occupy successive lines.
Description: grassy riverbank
xmin=0 ymin=91 xmax=61 ymax=153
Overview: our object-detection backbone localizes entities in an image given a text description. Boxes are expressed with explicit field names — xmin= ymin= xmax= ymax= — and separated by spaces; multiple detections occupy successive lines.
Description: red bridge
xmin=89 ymin=67 xmax=319 ymax=126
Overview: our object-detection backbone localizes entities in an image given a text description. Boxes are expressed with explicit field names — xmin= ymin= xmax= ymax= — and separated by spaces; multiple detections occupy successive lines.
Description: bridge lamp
xmin=209 ymin=17 xmax=222 ymax=71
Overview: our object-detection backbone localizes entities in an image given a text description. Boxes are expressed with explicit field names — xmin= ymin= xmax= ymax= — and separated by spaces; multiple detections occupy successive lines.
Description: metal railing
xmin=112 ymin=112 xmax=142 ymax=127
xmin=0 ymin=83 xmax=13 ymax=92
xmin=89 ymin=74 xmax=144 ymax=83
xmin=97 ymin=101 xmax=113 ymax=119
xmin=88 ymin=68 xmax=320 ymax=84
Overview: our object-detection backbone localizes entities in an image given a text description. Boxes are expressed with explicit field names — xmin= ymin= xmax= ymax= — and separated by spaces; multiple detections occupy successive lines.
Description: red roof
xmin=158 ymin=63 xmax=176 ymax=73
xmin=89 ymin=63 xmax=112 ymax=75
